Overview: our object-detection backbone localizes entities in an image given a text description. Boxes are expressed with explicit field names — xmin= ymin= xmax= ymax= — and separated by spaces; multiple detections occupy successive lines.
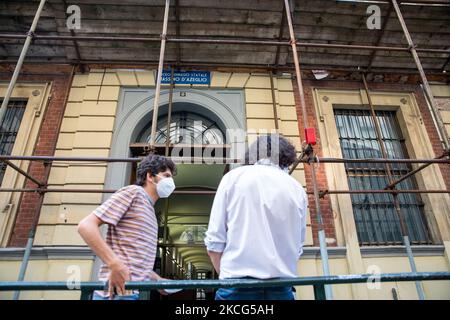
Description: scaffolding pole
xmin=13 ymin=162 xmax=51 ymax=300
xmin=2 ymin=57 xmax=448 ymax=77
xmin=283 ymin=0 xmax=333 ymax=300
xmin=385 ymin=151 xmax=449 ymax=190
xmin=165 ymin=67 xmax=175 ymax=157
xmin=0 ymin=154 xmax=449 ymax=164
xmin=362 ymin=74 xmax=425 ymax=300
xmin=391 ymin=0 xmax=450 ymax=150
xmin=0 ymin=0 xmax=47 ymax=125
xmin=0 ymin=188 xmax=448 ymax=195
xmin=149 ymin=0 xmax=170 ymax=148
xmin=1 ymin=33 xmax=449 ymax=55
xmin=0 ymin=160 xmax=44 ymax=187
xmin=161 ymin=198 xmax=170 ymax=276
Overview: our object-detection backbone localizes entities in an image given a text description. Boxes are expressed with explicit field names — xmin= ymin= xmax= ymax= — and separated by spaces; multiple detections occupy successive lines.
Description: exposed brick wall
xmin=0 ymin=65 xmax=73 ymax=247
xmin=292 ymin=80 xmax=337 ymax=246
xmin=292 ymin=78 xmax=450 ymax=247
xmin=413 ymin=90 xmax=450 ymax=192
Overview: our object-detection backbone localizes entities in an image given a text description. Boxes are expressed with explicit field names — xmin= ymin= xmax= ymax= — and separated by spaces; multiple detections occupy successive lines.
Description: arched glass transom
xmin=136 ymin=111 xmax=224 ymax=145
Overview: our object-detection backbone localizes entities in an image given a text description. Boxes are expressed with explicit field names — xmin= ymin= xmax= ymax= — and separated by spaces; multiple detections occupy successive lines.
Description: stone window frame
xmin=0 ymin=83 xmax=51 ymax=246
xmin=312 ymin=88 xmax=450 ymax=249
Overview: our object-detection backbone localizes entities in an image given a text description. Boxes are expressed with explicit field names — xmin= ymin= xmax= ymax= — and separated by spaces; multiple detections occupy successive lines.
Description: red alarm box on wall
xmin=304 ymin=128 xmax=317 ymax=145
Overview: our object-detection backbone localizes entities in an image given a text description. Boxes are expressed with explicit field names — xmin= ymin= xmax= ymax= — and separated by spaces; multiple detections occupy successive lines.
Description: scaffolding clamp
xmin=319 ymin=189 xmax=329 ymax=199
xmin=143 ymin=144 xmax=156 ymax=155
xmin=26 ymin=30 xmax=36 ymax=40
xmin=303 ymin=143 xmax=314 ymax=164
xmin=443 ymin=149 xmax=450 ymax=158
xmin=37 ymin=161 xmax=51 ymax=195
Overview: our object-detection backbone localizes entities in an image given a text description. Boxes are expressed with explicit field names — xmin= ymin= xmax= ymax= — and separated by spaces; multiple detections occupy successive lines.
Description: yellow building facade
xmin=0 ymin=70 xmax=449 ymax=300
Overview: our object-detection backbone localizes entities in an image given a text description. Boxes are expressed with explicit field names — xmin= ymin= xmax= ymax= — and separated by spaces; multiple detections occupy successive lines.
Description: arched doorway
xmin=98 ymin=88 xmax=245 ymax=300
xmin=130 ymin=107 xmax=226 ymax=298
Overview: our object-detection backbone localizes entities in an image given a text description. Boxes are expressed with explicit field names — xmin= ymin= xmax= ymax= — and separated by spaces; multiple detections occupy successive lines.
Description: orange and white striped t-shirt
xmin=93 ymin=184 xmax=158 ymax=296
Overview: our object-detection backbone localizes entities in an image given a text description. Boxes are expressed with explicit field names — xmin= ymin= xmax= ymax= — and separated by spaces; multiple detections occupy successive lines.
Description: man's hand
xmin=149 ymin=271 xmax=164 ymax=281
xmin=78 ymin=214 xmax=132 ymax=298
xmin=207 ymin=250 xmax=222 ymax=274
xmin=108 ymin=259 xmax=131 ymax=298
xmin=150 ymin=271 xmax=170 ymax=296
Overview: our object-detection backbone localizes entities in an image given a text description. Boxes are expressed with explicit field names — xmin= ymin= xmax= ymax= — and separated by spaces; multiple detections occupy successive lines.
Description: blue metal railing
xmin=0 ymin=272 xmax=449 ymax=300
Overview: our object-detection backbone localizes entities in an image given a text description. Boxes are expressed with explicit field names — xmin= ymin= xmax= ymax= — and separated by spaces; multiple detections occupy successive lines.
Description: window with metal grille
xmin=334 ymin=109 xmax=432 ymax=245
xmin=0 ymin=99 xmax=27 ymax=185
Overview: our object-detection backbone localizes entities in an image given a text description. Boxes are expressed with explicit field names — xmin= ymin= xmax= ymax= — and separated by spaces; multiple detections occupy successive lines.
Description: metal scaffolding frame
xmin=0 ymin=0 xmax=449 ymax=300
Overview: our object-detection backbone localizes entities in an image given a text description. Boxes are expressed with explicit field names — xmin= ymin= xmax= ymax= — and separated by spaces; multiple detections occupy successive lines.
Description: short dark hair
xmin=244 ymin=134 xmax=297 ymax=169
xmin=135 ymin=154 xmax=177 ymax=186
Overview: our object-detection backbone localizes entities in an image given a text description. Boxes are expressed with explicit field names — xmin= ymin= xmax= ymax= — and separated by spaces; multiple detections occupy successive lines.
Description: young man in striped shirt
xmin=78 ymin=154 xmax=176 ymax=300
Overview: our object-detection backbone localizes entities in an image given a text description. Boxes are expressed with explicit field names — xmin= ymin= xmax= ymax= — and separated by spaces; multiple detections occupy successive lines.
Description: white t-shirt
xmin=204 ymin=162 xmax=308 ymax=279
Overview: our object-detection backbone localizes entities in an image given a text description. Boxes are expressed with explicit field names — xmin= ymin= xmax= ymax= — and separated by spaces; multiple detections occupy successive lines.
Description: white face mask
xmin=153 ymin=175 xmax=175 ymax=198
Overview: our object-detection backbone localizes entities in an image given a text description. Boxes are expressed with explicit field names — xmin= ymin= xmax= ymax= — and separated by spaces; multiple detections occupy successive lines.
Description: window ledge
xmin=360 ymin=245 xmax=445 ymax=258
xmin=0 ymin=246 xmax=95 ymax=261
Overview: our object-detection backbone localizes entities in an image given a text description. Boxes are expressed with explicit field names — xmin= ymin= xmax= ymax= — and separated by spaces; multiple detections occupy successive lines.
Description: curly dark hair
xmin=135 ymin=154 xmax=177 ymax=186
xmin=244 ymin=134 xmax=297 ymax=169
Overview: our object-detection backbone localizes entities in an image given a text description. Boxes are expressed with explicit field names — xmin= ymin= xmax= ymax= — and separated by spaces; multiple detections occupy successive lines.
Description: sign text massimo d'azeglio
xmin=161 ymin=70 xmax=211 ymax=85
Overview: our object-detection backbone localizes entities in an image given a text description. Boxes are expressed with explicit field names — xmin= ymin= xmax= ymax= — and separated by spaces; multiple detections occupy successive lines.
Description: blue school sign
xmin=161 ymin=70 xmax=211 ymax=85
